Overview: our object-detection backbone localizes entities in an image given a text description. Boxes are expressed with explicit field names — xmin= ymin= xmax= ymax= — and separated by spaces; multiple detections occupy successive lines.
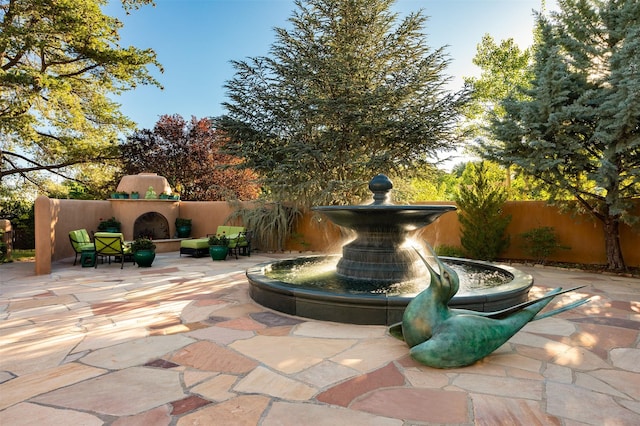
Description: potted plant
xmin=118 ymin=191 xmax=130 ymax=199
xmin=97 ymin=217 xmax=121 ymax=233
xmin=145 ymin=186 xmax=157 ymax=199
xmin=130 ymin=191 xmax=140 ymax=199
xmin=131 ymin=237 xmax=156 ymax=267
xmin=208 ymin=233 xmax=229 ymax=260
xmin=175 ymin=218 xmax=192 ymax=238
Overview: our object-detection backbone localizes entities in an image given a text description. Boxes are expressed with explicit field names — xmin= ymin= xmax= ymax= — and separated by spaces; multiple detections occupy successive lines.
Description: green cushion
xmin=217 ymin=226 xmax=244 ymax=237
xmin=180 ymin=238 xmax=209 ymax=249
xmin=69 ymin=229 xmax=92 ymax=252
xmin=94 ymin=232 xmax=131 ymax=255
xmin=78 ymin=243 xmax=95 ymax=251
xmin=217 ymin=226 xmax=245 ymax=248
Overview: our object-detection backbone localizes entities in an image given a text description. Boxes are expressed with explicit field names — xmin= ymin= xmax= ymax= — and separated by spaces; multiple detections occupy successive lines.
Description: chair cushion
xmin=237 ymin=235 xmax=248 ymax=247
xmin=217 ymin=226 xmax=245 ymax=248
xmin=69 ymin=229 xmax=92 ymax=252
xmin=180 ymin=238 xmax=210 ymax=249
xmin=78 ymin=243 xmax=95 ymax=251
xmin=94 ymin=232 xmax=128 ymax=255
xmin=216 ymin=226 xmax=245 ymax=238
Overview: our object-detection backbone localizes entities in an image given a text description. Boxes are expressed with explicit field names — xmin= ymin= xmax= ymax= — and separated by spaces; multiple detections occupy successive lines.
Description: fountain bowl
xmin=247 ymin=255 xmax=533 ymax=325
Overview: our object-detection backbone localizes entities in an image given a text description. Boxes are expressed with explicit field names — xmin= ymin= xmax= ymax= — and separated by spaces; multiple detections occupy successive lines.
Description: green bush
xmin=519 ymin=226 xmax=570 ymax=264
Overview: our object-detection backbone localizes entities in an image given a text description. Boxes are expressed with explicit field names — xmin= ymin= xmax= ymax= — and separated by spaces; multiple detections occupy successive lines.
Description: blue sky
xmin=106 ymin=0 xmax=553 ymax=130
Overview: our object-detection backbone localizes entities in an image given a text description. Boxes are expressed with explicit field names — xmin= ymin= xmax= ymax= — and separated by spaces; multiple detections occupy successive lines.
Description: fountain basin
xmin=247 ymin=256 xmax=533 ymax=325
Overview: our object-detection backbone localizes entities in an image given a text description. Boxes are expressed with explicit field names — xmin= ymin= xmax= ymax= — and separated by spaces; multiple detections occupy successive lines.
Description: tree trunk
xmin=602 ymin=216 xmax=626 ymax=271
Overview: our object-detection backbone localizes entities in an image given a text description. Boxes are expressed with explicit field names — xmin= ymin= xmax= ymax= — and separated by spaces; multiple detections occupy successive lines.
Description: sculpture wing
xmin=452 ymin=286 xmax=588 ymax=319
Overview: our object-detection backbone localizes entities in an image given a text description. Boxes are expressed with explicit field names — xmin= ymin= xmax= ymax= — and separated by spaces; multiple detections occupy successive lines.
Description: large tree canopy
xmin=0 ymin=0 xmax=161 ymax=188
xmin=218 ymin=0 xmax=467 ymax=207
xmin=121 ymin=114 xmax=260 ymax=201
xmin=486 ymin=0 xmax=640 ymax=270
xmin=464 ymin=35 xmax=533 ymax=126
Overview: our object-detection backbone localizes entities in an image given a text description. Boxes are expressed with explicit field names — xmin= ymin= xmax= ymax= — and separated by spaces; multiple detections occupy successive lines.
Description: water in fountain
xmin=264 ymin=254 xmax=512 ymax=296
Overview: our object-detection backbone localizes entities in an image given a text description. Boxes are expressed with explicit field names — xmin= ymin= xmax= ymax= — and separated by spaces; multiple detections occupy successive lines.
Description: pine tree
xmin=217 ymin=0 xmax=467 ymax=208
xmin=0 ymin=0 xmax=161 ymax=189
xmin=486 ymin=0 xmax=640 ymax=270
xmin=455 ymin=161 xmax=511 ymax=261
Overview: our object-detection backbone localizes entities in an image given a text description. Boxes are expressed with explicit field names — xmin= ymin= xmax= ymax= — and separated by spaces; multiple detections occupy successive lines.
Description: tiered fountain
xmin=247 ymin=175 xmax=533 ymax=325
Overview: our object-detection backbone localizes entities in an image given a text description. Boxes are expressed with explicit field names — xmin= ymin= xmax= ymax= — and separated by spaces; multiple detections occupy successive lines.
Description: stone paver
xmin=265 ymin=401 xmax=402 ymax=425
xmin=169 ymin=340 xmax=259 ymax=373
xmin=80 ymin=335 xmax=195 ymax=369
xmin=351 ymin=387 xmax=469 ymax=424
xmin=190 ymin=373 xmax=237 ymax=401
xmin=0 ymin=254 xmax=638 ymax=424
xmin=230 ymin=335 xmax=356 ymax=374
xmin=234 ymin=366 xmax=317 ymax=400
xmin=176 ymin=395 xmax=269 ymax=426
xmin=0 ymin=402 xmax=103 ymax=426
xmin=0 ymin=363 xmax=106 ymax=410
xmin=32 ymin=367 xmax=185 ymax=416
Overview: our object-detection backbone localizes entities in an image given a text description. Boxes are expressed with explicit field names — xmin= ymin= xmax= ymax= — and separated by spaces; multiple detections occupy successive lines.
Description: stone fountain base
xmin=247 ymin=256 xmax=533 ymax=325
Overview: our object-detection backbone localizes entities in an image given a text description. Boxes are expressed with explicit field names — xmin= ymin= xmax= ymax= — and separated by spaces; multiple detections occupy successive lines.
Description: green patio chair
xmin=229 ymin=230 xmax=251 ymax=259
xmin=94 ymin=232 xmax=133 ymax=269
xmin=219 ymin=226 xmax=245 ymax=259
xmin=69 ymin=229 xmax=94 ymax=265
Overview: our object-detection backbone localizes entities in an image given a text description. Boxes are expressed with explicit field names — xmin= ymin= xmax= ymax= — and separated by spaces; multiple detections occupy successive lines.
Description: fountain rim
xmin=312 ymin=204 xmax=457 ymax=212
xmin=246 ymin=255 xmax=534 ymax=325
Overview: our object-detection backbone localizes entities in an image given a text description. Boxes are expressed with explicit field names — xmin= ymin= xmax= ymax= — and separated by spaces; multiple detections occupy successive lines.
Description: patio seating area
xmin=1 ymin=253 xmax=638 ymax=425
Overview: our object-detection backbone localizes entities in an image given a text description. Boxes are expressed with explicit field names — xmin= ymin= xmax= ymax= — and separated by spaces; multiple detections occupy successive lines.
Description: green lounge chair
xmin=179 ymin=226 xmax=249 ymax=259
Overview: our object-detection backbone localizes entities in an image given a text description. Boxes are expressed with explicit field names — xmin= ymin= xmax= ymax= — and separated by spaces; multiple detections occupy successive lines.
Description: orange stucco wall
xmin=34 ymin=197 xmax=639 ymax=274
xmin=408 ymin=201 xmax=639 ymax=266
xmin=175 ymin=201 xmax=239 ymax=239
xmin=501 ymin=201 xmax=639 ymax=265
xmin=34 ymin=197 xmax=242 ymax=274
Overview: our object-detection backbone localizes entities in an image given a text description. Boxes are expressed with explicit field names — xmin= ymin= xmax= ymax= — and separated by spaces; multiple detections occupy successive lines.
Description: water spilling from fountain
xmin=247 ymin=174 xmax=533 ymax=325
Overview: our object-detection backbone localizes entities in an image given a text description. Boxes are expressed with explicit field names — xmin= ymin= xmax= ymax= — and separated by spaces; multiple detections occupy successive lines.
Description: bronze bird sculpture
xmin=390 ymin=244 xmax=590 ymax=368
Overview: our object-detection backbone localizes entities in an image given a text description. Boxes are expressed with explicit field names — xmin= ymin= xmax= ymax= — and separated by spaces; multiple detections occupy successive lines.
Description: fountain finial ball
xmin=369 ymin=174 xmax=393 ymax=205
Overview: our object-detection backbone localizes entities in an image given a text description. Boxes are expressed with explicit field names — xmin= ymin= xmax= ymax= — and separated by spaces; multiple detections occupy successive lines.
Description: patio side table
xmin=80 ymin=248 xmax=96 ymax=267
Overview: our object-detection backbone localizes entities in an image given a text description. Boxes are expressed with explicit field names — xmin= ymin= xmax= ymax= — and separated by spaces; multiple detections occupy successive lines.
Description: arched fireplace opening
xmin=133 ymin=212 xmax=170 ymax=240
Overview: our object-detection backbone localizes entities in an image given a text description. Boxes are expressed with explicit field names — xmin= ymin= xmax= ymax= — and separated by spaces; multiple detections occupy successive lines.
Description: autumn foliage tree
xmin=121 ymin=115 xmax=260 ymax=201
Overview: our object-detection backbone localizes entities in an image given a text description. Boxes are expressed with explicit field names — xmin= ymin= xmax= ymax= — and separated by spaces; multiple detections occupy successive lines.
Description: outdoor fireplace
xmin=111 ymin=173 xmax=180 ymax=241
xmin=133 ymin=212 xmax=170 ymax=240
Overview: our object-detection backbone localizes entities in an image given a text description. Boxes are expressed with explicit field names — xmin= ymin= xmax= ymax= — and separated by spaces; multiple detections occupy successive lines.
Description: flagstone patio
xmin=1 ymin=253 xmax=638 ymax=425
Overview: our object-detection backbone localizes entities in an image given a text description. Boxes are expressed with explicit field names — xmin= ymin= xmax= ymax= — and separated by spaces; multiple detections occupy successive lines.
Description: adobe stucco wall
xmin=34 ymin=196 xmax=113 ymax=274
xmin=412 ymin=201 xmax=639 ymax=266
xmin=290 ymin=200 xmax=639 ymax=266
xmin=34 ymin=197 xmax=241 ymax=274
xmin=175 ymin=201 xmax=239 ymax=239
xmin=502 ymin=201 xmax=639 ymax=265
xmin=34 ymin=197 xmax=639 ymax=275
